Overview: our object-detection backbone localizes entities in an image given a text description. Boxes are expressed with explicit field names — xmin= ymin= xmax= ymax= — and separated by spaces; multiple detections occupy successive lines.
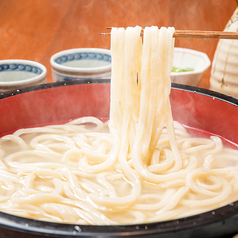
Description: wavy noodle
xmin=0 ymin=26 xmax=238 ymax=225
xmin=0 ymin=116 xmax=238 ymax=224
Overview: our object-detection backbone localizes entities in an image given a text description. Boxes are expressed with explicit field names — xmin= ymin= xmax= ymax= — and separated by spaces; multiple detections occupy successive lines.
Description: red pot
xmin=0 ymin=79 xmax=238 ymax=238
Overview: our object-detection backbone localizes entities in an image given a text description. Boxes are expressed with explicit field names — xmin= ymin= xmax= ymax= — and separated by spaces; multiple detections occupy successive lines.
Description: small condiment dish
xmin=50 ymin=48 xmax=111 ymax=82
xmin=0 ymin=59 xmax=47 ymax=92
xmin=171 ymin=47 xmax=211 ymax=86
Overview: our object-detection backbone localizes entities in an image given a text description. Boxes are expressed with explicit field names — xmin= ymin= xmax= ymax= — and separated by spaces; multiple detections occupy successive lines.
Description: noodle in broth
xmin=0 ymin=26 xmax=238 ymax=225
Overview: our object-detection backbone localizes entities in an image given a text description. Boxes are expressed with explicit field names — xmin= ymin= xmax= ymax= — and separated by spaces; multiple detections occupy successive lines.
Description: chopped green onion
xmin=171 ymin=66 xmax=194 ymax=73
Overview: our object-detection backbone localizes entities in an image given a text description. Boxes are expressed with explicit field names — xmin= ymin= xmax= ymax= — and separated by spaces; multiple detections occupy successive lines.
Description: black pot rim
xmin=1 ymin=79 xmax=238 ymax=106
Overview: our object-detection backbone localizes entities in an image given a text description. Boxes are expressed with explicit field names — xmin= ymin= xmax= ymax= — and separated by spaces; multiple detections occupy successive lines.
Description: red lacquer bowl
xmin=0 ymin=79 xmax=238 ymax=238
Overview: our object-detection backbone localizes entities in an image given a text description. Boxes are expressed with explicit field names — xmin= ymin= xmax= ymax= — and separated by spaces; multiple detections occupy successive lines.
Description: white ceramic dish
xmin=50 ymin=48 xmax=111 ymax=82
xmin=171 ymin=47 xmax=211 ymax=86
xmin=0 ymin=59 xmax=47 ymax=92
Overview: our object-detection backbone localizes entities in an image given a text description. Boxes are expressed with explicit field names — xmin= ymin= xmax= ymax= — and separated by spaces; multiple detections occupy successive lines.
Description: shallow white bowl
xmin=0 ymin=59 xmax=47 ymax=92
xmin=171 ymin=47 xmax=211 ymax=86
xmin=50 ymin=48 xmax=111 ymax=82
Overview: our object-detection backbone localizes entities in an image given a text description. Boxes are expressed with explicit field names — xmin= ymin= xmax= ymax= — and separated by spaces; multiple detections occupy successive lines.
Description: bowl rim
xmin=0 ymin=80 xmax=238 ymax=237
xmin=50 ymin=48 xmax=111 ymax=74
xmin=0 ymin=59 xmax=47 ymax=87
xmin=171 ymin=47 xmax=211 ymax=76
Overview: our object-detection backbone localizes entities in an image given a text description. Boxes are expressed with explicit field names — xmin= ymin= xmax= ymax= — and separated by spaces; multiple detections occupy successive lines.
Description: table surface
xmin=0 ymin=0 xmax=237 ymax=88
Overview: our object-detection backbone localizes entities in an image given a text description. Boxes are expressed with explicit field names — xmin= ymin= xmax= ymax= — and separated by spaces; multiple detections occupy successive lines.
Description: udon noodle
xmin=0 ymin=26 xmax=238 ymax=225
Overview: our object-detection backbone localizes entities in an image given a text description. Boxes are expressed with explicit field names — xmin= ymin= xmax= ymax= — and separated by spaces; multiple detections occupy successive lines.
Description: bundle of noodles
xmin=110 ymin=26 xmax=182 ymax=184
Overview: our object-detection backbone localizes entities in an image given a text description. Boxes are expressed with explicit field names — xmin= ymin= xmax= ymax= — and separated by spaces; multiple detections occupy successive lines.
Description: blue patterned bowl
xmin=0 ymin=59 xmax=47 ymax=92
xmin=50 ymin=48 xmax=111 ymax=82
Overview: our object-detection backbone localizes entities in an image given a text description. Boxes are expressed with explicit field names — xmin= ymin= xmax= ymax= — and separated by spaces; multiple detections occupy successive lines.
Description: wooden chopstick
xmin=174 ymin=30 xmax=238 ymax=39
xmin=101 ymin=28 xmax=238 ymax=39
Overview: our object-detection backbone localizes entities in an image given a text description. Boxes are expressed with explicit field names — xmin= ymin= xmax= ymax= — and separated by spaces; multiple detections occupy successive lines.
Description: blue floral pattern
xmin=0 ymin=63 xmax=43 ymax=75
xmin=55 ymin=52 xmax=111 ymax=65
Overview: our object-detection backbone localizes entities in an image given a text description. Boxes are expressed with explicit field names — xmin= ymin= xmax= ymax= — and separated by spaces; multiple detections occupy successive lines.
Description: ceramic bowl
xmin=171 ymin=47 xmax=211 ymax=86
xmin=0 ymin=59 xmax=47 ymax=92
xmin=50 ymin=48 xmax=111 ymax=82
xmin=0 ymin=81 xmax=238 ymax=238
